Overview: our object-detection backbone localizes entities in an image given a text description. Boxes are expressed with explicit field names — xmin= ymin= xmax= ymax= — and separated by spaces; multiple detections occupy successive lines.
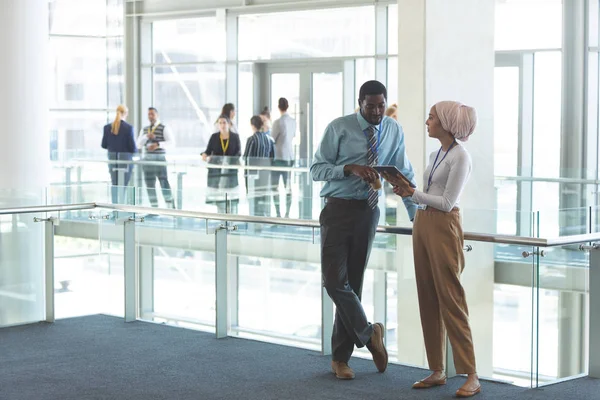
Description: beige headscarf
xmin=434 ymin=101 xmax=477 ymax=142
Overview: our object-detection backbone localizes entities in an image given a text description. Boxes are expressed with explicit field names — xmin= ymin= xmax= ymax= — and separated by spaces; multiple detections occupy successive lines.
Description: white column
xmin=0 ymin=0 xmax=49 ymax=190
xmin=396 ymin=0 xmax=495 ymax=377
xmin=0 ymin=0 xmax=49 ymax=326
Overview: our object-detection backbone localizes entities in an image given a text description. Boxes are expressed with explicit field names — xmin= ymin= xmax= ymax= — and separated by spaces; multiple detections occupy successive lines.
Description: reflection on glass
xmin=50 ymin=111 xmax=109 ymax=155
xmin=153 ymin=17 xmax=226 ymax=63
xmin=238 ymin=7 xmax=375 ymax=60
xmin=494 ymin=67 xmax=519 ymax=176
xmin=533 ymin=52 xmax=562 ymax=178
xmin=153 ymin=64 xmax=226 ymax=150
xmin=49 ymin=37 xmax=108 ymax=109
xmin=495 ymin=0 xmax=562 ymax=51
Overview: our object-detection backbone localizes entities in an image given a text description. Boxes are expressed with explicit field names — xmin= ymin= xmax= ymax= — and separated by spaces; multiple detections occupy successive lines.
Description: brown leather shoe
xmin=456 ymin=384 xmax=481 ymax=397
xmin=412 ymin=376 xmax=447 ymax=389
xmin=366 ymin=322 xmax=388 ymax=372
xmin=331 ymin=361 xmax=355 ymax=380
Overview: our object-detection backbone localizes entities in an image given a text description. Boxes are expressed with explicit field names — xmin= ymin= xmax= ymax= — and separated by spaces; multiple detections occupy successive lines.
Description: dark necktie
xmin=367 ymin=125 xmax=378 ymax=209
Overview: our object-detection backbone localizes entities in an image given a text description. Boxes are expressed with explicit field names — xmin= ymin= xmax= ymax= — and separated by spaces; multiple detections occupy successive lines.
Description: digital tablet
xmin=373 ymin=165 xmax=417 ymax=188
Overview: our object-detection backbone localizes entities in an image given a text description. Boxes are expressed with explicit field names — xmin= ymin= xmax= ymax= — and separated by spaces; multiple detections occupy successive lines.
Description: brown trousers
xmin=412 ymin=207 xmax=477 ymax=374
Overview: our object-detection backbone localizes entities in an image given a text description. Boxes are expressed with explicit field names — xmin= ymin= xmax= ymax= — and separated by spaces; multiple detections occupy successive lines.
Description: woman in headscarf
xmin=383 ymin=101 xmax=480 ymax=398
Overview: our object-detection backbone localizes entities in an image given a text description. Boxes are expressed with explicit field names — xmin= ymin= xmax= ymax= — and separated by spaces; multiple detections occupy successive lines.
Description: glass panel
xmin=49 ymin=37 xmax=108 ymax=109
xmin=153 ymin=17 xmax=226 ymax=63
xmin=107 ymin=0 xmax=125 ymax=37
xmin=533 ymin=52 xmax=562 ymax=178
xmin=153 ymin=63 xmax=225 ymax=151
xmin=49 ymin=111 xmax=108 ymax=153
xmin=387 ymin=57 xmax=398 ymax=107
xmin=54 ymin=230 xmax=127 ymax=319
xmin=107 ymin=37 xmax=125 ymax=109
xmin=238 ymin=63 xmax=255 ymax=147
xmin=312 ymin=72 xmax=343 ymax=158
xmin=0 ymin=209 xmax=45 ymax=326
xmin=270 ymin=73 xmax=301 ymax=162
xmin=49 ymin=0 xmax=107 ymax=36
xmin=495 ymin=0 xmax=562 ymax=51
xmin=228 ymin=221 xmax=321 ymax=348
xmin=536 ymin=239 xmax=589 ymax=384
xmin=137 ymin=217 xmax=217 ymax=330
xmin=355 ymin=58 xmax=376 ymax=102
xmin=238 ymin=7 xmax=375 ymax=60
xmin=494 ymin=66 xmax=520 ymax=176
xmin=388 ymin=4 xmax=398 ymax=54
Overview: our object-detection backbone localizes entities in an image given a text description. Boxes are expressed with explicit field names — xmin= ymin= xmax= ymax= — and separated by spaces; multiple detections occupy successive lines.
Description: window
xmin=64 ymin=84 xmax=84 ymax=101
xmin=153 ymin=17 xmax=226 ymax=63
xmin=153 ymin=64 xmax=226 ymax=150
xmin=238 ymin=7 xmax=375 ymax=61
xmin=495 ymin=0 xmax=562 ymax=51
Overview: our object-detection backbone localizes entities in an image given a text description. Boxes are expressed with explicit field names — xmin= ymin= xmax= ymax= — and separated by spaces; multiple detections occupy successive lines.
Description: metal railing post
xmin=215 ymin=224 xmax=231 ymax=338
xmin=124 ymin=217 xmax=140 ymax=322
xmin=589 ymin=245 xmax=600 ymax=377
xmin=34 ymin=217 xmax=57 ymax=323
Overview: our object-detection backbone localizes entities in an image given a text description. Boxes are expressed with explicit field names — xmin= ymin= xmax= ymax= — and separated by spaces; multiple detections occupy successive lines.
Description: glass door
xmin=266 ymin=63 xmax=343 ymax=165
xmin=265 ymin=62 xmax=343 ymax=220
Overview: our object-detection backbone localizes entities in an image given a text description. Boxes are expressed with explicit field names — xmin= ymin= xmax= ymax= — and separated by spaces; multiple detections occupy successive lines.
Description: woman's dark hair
xmin=217 ymin=114 xmax=231 ymax=125
xmin=278 ymin=98 xmax=289 ymax=112
xmin=220 ymin=103 xmax=235 ymax=119
xmin=250 ymin=115 xmax=263 ymax=131
xmin=260 ymin=106 xmax=270 ymax=120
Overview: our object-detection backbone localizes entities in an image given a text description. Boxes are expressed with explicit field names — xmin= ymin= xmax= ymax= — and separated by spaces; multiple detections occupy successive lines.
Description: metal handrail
xmin=0 ymin=203 xmax=96 ymax=215
xmin=2 ymin=202 xmax=599 ymax=248
xmin=62 ymin=157 xmax=310 ymax=172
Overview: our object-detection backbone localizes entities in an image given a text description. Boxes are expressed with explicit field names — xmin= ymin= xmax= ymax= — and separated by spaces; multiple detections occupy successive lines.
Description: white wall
xmin=397 ymin=0 xmax=496 ymax=377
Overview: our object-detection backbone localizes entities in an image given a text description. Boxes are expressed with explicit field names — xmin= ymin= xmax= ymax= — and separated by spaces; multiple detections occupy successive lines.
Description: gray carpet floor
xmin=0 ymin=315 xmax=598 ymax=400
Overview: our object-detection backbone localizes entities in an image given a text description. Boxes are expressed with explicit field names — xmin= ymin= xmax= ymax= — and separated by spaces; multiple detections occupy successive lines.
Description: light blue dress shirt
xmin=310 ymin=112 xmax=418 ymax=220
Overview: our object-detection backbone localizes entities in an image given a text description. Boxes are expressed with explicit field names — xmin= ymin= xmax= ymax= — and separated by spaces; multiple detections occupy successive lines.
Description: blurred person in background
xmin=271 ymin=97 xmax=296 ymax=218
xmin=385 ymin=103 xmax=398 ymax=121
xmin=243 ymin=115 xmax=274 ymax=217
xmin=260 ymin=106 xmax=272 ymax=136
xmin=202 ymin=115 xmax=242 ymax=214
xmin=137 ymin=107 xmax=176 ymax=209
xmin=101 ymin=104 xmax=137 ymax=204
xmin=216 ymin=103 xmax=238 ymax=134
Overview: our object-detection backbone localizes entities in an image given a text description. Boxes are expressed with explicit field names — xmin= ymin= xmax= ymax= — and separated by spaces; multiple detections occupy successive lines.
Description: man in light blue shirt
xmin=311 ymin=80 xmax=417 ymax=380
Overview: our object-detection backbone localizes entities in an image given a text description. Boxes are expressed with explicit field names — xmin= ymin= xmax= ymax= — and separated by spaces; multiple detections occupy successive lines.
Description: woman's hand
xmin=381 ymin=171 xmax=412 ymax=187
xmin=201 ymin=153 xmax=208 ymax=162
xmin=392 ymin=184 xmax=415 ymax=198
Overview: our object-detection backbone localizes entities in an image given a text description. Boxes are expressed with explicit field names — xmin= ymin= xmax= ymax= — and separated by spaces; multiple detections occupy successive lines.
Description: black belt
xmin=325 ymin=197 xmax=368 ymax=207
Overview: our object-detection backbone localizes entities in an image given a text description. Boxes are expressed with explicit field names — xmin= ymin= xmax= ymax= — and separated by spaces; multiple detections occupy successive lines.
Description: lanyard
xmin=148 ymin=122 xmax=160 ymax=136
xmin=427 ymin=141 xmax=457 ymax=192
xmin=220 ymin=136 xmax=230 ymax=154
xmin=363 ymin=122 xmax=382 ymax=157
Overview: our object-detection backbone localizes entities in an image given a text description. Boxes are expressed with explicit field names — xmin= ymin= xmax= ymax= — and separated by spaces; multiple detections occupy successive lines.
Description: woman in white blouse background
xmin=384 ymin=101 xmax=480 ymax=398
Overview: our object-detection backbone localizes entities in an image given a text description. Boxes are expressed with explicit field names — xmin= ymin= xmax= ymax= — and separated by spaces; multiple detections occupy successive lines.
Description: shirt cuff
xmin=332 ymin=165 xmax=346 ymax=180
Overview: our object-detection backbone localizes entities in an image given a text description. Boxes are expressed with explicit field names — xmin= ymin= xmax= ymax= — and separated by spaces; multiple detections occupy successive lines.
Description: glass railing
xmin=2 ymin=198 xmax=600 ymax=389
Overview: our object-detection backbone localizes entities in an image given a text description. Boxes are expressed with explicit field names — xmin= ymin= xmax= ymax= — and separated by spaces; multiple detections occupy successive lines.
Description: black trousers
xmin=142 ymin=154 xmax=173 ymax=207
xmin=272 ymin=160 xmax=293 ymax=217
xmin=320 ymin=197 xmax=380 ymax=363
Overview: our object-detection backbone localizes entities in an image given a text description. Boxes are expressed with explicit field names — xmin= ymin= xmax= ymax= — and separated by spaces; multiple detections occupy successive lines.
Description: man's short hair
xmin=278 ymin=98 xmax=289 ymax=111
xmin=148 ymin=107 xmax=158 ymax=113
xmin=358 ymin=80 xmax=387 ymax=103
